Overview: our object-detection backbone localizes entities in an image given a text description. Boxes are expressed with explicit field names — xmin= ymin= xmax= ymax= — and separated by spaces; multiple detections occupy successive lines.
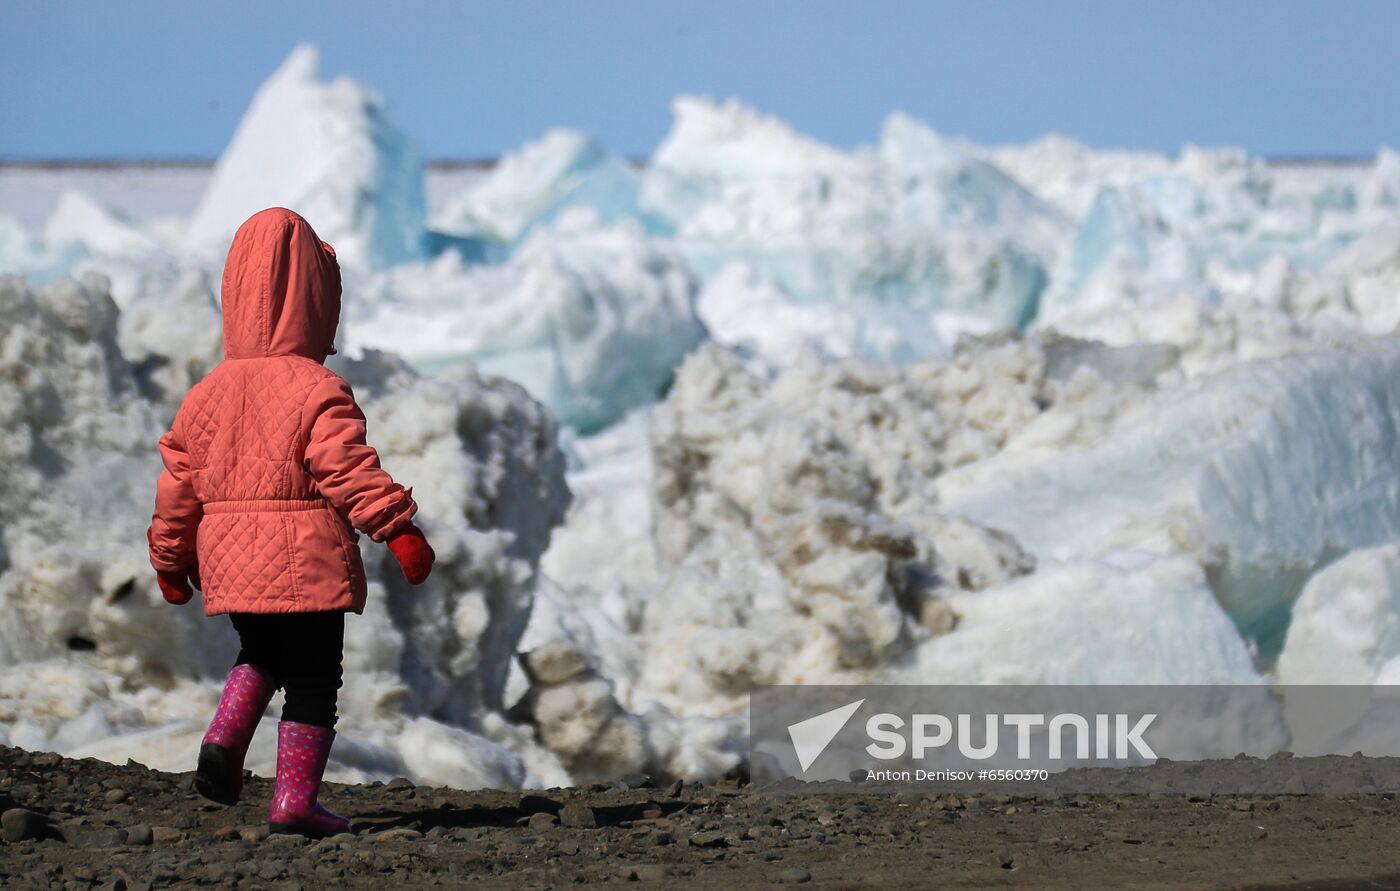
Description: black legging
xmin=230 ymin=611 xmax=345 ymax=728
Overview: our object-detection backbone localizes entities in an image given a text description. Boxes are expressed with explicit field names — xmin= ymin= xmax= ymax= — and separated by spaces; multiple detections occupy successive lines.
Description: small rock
xmin=103 ymin=789 xmax=129 ymax=805
xmin=96 ymin=879 xmax=127 ymax=891
xmin=173 ymin=815 xmax=195 ymax=829
xmin=616 ymin=773 xmax=654 ymax=790
xmin=559 ymin=803 xmax=596 ymax=829
xmin=151 ymin=826 xmax=183 ymax=844
xmin=777 ymin=867 xmax=812 ymax=883
xmin=528 ymin=812 xmax=558 ymax=829
xmin=239 ymin=826 xmax=269 ymax=844
xmin=125 ymin=824 xmax=152 ymax=846
xmin=211 ymin=825 xmax=240 ymax=841
xmin=375 ymin=828 xmax=424 ymax=842
xmin=1 ymin=807 xmax=48 ymax=843
xmin=266 ymin=831 xmax=307 ymax=845
xmin=688 ymin=830 xmax=729 ymax=848
xmin=386 ymin=777 xmax=414 ymax=790
xmin=620 ymin=864 xmax=670 ymax=881
xmin=72 ymin=828 xmax=128 ymax=848
xmin=666 ymin=779 xmax=684 ymax=798
xmin=1232 ymin=800 xmax=1254 ymax=812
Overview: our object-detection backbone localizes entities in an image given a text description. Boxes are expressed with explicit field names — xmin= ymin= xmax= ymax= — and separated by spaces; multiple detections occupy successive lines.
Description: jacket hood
xmin=220 ymin=207 xmax=342 ymax=361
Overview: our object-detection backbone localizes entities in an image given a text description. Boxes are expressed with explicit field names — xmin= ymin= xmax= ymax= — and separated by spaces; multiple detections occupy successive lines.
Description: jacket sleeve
xmin=148 ymin=410 xmax=203 ymax=573
xmin=302 ymin=375 xmax=418 ymax=541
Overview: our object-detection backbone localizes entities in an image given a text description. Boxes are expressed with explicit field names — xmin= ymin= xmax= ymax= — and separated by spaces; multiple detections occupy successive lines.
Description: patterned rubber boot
xmin=268 ymin=721 xmax=350 ymax=837
xmin=194 ymin=663 xmax=276 ymax=805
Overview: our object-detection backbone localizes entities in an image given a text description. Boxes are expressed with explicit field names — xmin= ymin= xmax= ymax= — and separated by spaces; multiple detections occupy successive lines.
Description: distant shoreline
xmin=0 ymin=155 xmax=1375 ymax=170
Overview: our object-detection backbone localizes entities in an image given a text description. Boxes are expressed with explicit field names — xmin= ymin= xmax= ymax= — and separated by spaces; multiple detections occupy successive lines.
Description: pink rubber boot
xmin=195 ymin=663 xmax=276 ymax=805
xmin=268 ymin=721 xmax=350 ymax=837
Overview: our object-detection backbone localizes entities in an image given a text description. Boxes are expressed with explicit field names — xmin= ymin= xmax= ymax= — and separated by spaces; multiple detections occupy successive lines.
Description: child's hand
xmin=387 ymin=525 xmax=435 ymax=585
xmin=156 ymin=566 xmax=200 ymax=605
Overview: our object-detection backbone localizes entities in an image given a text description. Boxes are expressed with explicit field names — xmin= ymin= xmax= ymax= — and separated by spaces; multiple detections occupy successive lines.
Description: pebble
xmin=651 ymin=830 xmax=675 ymax=846
xmin=173 ymin=815 xmax=196 ymax=829
xmin=528 ymin=811 xmax=559 ymax=829
xmin=375 ymin=828 xmax=424 ymax=842
xmin=266 ymin=831 xmax=307 ymax=846
xmin=104 ymin=788 xmax=129 ymax=804
xmin=616 ymin=773 xmax=654 ymax=790
xmin=211 ymin=825 xmax=240 ymax=841
xmin=688 ymin=830 xmax=729 ymax=848
xmin=777 ymin=866 xmax=812 ymax=883
xmin=666 ymin=779 xmax=684 ymax=798
xmin=150 ymin=826 xmax=183 ymax=844
xmin=239 ymin=826 xmax=269 ymax=844
xmin=1 ymin=807 xmax=47 ymax=843
xmin=125 ymin=824 xmax=153 ymax=846
xmin=72 ymin=828 xmax=128 ymax=848
xmin=559 ymin=803 xmax=597 ymax=829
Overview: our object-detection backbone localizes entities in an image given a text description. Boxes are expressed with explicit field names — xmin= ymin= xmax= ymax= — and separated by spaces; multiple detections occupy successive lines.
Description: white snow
xmin=345 ymin=212 xmax=706 ymax=432
xmin=1277 ymin=544 xmax=1400 ymax=686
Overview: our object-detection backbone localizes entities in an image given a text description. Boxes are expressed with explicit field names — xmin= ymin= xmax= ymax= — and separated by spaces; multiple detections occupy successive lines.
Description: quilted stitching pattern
xmin=181 ymin=358 xmax=366 ymax=615
xmin=150 ymin=209 xmax=412 ymax=617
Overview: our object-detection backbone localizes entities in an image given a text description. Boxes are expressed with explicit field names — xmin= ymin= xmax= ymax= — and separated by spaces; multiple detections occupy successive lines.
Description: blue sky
xmin=2 ymin=0 xmax=1396 ymax=160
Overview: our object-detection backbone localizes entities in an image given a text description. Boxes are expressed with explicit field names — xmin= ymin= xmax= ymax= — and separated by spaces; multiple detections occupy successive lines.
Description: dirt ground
xmin=3 ymin=745 xmax=1400 ymax=889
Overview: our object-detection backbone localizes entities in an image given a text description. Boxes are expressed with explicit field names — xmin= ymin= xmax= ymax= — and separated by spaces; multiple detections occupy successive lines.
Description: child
xmin=146 ymin=207 xmax=436 ymax=837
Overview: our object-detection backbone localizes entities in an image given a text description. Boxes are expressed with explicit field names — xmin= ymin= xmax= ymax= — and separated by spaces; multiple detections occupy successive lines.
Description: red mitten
xmin=156 ymin=567 xmax=199 ymax=605
xmin=387 ymin=525 xmax=435 ymax=585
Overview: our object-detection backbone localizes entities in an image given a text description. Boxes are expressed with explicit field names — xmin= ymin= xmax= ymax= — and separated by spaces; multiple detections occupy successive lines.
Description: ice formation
xmin=1277 ymin=544 xmax=1400 ymax=687
xmin=649 ymin=97 xmax=1059 ymax=331
xmin=184 ymin=45 xmax=426 ymax=269
xmin=5 ymin=44 xmax=1400 ymax=781
xmin=346 ymin=212 xmax=706 ymax=432
xmin=434 ymin=128 xmax=661 ymax=244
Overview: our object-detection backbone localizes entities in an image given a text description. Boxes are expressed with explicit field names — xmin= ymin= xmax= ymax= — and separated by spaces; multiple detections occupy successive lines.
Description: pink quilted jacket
xmin=147 ymin=207 xmax=417 ymax=615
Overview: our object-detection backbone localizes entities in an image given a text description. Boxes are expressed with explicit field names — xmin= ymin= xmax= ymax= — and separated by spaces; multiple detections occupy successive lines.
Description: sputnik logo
xmin=787 ymin=699 xmax=864 ymax=772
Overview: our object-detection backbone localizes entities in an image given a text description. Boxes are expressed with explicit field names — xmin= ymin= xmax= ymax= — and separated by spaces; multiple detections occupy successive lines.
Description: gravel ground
xmin=3 ymin=745 xmax=1400 ymax=889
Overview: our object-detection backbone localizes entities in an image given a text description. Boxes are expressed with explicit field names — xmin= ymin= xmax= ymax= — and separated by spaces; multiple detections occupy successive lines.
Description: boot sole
xmin=194 ymin=743 xmax=241 ymax=806
xmin=269 ymin=821 xmax=345 ymax=839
